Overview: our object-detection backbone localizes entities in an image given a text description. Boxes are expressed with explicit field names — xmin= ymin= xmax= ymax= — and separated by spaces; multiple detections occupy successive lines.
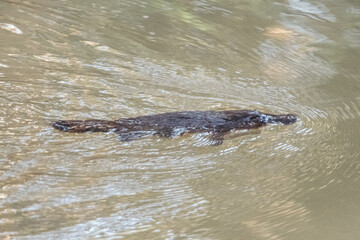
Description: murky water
xmin=1 ymin=0 xmax=360 ymax=239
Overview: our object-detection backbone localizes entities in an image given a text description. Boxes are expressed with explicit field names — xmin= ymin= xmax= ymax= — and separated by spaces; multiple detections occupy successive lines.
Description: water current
xmin=1 ymin=0 xmax=360 ymax=239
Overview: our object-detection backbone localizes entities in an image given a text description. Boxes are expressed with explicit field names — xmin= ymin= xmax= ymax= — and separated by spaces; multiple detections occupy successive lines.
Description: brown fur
xmin=52 ymin=110 xmax=297 ymax=145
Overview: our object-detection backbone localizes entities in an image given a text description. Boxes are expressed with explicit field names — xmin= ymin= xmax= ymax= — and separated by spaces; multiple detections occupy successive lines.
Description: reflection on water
xmin=1 ymin=0 xmax=360 ymax=239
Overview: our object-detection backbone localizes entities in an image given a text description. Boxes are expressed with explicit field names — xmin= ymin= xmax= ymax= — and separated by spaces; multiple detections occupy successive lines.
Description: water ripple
xmin=1 ymin=0 xmax=360 ymax=239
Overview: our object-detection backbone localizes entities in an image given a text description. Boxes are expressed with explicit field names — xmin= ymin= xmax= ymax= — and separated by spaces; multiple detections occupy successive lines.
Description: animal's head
xmin=225 ymin=110 xmax=265 ymax=129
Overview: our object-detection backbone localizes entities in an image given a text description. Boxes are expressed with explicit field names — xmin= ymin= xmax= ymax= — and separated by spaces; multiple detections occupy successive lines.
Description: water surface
xmin=1 ymin=0 xmax=360 ymax=239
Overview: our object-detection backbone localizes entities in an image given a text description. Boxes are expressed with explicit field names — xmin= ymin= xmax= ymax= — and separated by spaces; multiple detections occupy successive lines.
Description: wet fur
xmin=52 ymin=110 xmax=297 ymax=145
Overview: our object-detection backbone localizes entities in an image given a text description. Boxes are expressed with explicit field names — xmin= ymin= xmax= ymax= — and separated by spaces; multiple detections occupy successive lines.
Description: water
xmin=1 ymin=0 xmax=360 ymax=239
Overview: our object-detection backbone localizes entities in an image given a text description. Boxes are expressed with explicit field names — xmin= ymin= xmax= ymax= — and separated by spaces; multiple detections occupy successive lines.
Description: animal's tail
xmin=261 ymin=113 xmax=298 ymax=125
xmin=51 ymin=120 xmax=119 ymax=133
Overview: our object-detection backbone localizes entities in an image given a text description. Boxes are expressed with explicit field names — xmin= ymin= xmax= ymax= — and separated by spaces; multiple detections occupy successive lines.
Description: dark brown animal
xmin=52 ymin=110 xmax=297 ymax=145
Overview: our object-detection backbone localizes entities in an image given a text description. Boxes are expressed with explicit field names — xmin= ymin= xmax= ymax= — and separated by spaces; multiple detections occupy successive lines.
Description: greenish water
xmin=1 ymin=0 xmax=360 ymax=239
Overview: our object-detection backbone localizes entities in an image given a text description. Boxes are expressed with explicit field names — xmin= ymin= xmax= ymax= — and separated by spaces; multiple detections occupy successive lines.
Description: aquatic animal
xmin=52 ymin=110 xmax=297 ymax=145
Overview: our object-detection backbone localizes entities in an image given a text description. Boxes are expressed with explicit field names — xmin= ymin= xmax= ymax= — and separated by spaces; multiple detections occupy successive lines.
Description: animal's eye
xmin=249 ymin=115 xmax=259 ymax=120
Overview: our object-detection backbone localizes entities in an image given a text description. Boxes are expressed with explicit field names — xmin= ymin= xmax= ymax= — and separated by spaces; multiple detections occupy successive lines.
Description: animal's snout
xmin=281 ymin=114 xmax=298 ymax=125
xmin=260 ymin=113 xmax=298 ymax=125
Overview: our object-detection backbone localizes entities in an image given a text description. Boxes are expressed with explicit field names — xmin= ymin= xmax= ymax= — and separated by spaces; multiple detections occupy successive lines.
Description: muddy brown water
xmin=1 ymin=0 xmax=360 ymax=239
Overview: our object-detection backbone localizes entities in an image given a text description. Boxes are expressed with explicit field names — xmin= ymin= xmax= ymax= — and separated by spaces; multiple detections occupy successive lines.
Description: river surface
xmin=1 ymin=0 xmax=360 ymax=239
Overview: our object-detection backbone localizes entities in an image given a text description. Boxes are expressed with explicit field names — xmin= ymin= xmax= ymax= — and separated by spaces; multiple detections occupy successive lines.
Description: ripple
xmin=0 ymin=23 xmax=23 ymax=34
xmin=1 ymin=0 xmax=360 ymax=239
xmin=288 ymin=0 xmax=336 ymax=22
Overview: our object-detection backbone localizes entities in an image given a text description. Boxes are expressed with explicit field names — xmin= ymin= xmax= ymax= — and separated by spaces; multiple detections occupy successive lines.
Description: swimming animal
xmin=51 ymin=110 xmax=297 ymax=145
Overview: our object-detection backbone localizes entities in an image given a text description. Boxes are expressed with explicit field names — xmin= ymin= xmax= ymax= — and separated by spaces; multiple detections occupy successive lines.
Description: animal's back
xmin=122 ymin=111 xmax=231 ymax=130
